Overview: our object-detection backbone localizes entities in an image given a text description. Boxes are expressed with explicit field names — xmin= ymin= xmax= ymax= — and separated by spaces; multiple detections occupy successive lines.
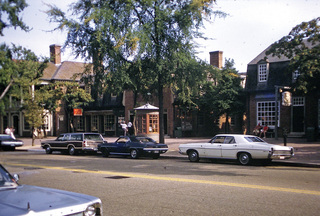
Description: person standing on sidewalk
xmin=120 ymin=121 xmax=128 ymax=136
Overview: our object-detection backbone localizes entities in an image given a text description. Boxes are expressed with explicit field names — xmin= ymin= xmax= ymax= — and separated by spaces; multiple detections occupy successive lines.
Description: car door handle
xmin=233 ymin=145 xmax=237 ymax=147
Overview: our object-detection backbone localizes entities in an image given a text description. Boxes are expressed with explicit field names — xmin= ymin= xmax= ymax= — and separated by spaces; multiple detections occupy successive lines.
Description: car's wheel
xmin=152 ymin=153 xmax=160 ymax=159
xmin=188 ymin=150 xmax=199 ymax=162
xmin=68 ymin=146 xmax=76 ymax=156
xmin=238 ymin=152 xmax=251 ymax=165
xmin=101 ymin=148 xmax=109 ymax=157
xmin=130 ymin=149 xmax=139 ymax=159
xmin=45 ymin=146 xmax=52 ymax=154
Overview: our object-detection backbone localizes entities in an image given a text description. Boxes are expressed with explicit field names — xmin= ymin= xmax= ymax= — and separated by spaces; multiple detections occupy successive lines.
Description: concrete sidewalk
xmin=14 ymin=136 xmax=320 ymax=167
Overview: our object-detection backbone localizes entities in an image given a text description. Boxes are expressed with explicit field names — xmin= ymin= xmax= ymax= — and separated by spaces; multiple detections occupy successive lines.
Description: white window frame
xmin=258 ymin=63 xmax=268 ymax=82
xmin=293 ymin=97 xmax=305 ymax=106
xmin=257 ymin=101 xmax=279 ymax=128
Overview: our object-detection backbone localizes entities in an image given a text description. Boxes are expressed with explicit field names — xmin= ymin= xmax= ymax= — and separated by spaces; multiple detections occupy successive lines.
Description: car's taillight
xmin=83 ymin=141 xmax=87 ymax=147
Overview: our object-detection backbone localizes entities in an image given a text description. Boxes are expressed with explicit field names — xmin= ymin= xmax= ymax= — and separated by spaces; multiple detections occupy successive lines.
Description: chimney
xmin=209 ymin=51 xmax=223 ymax=68
xmin=50 ymin=44 xmax=61 ymax=64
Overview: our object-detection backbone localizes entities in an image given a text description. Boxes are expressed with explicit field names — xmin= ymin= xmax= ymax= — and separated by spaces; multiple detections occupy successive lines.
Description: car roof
xmin=214 ymin=134 xmax=256 ymax=137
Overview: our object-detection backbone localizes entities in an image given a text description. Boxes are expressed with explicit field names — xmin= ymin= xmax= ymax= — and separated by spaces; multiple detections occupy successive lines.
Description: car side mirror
xmin=13 ymin=174 xmax=20 ymax=182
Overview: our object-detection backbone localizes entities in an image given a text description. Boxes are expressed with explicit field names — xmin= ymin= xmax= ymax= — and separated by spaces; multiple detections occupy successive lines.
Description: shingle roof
xmin=248 ymin=39 xmax=316 ymax=65
xmin=41 ymin=61 xmax=92 ymax=82
xmin=248 ymin=45 xmax=290 ymax=65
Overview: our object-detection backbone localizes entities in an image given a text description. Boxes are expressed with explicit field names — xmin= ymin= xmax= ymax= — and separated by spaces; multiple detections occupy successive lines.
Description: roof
xmin=134 ymin=103 xmax=159 ymax=110
xmin=248 ymin=39 xmax=315 ymax=65
xmin=248 ymin=45 xmax=290 ymax=65
xmin=41 ymin=61 xmax=92 ymax=82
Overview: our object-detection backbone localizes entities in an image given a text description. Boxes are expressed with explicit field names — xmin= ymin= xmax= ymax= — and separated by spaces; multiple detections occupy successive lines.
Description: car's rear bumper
xmin=1 ymin=141 xmax=23 ymax=147
xmin=143 ymin=148 xmax=168 ymax=154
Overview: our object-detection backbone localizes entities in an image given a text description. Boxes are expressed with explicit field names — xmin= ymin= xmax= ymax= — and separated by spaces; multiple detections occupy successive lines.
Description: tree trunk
xmin=158 ymin=78 xmax=165 ymax=144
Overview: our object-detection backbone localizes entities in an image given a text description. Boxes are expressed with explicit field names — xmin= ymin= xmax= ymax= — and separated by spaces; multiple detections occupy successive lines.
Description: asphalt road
xmin=1 ymin=151 xmax=320 ymax=216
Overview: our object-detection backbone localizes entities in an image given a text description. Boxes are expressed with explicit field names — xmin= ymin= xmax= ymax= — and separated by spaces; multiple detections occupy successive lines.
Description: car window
xmin=70 ymin=134 xmax=82 ymax=141
xmin=211 ymin=136 xmax=225 ymax=143
xmin=117 ymin=137 xmax=129 ymax=143
xmin=65 ymin=134 xmax=71 ymax=141
xmin=0 ymin=165 xmax=18 ymax=189
xmin=244 ymin=136 xmax=265 ymax=142
xmin=136 ymin=137 xmax=155 ymax=143
xmin=224 ymin=136 xmax=235 ymax=144
xmin=84 ymin=134 xmax=103 ymax=141
xmin=56 ymin=135 xmax=65 ymax=141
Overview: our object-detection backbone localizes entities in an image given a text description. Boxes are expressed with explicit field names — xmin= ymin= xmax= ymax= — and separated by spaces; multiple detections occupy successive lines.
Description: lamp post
xmin=274 ymin=85 xmax=291 ymax=140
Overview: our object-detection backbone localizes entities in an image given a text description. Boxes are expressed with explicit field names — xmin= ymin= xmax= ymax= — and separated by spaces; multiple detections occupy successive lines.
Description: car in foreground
xmin=0 ymin=164 xmax=102 ymax=216
xmin=98 ymin=136 xmax=168 ymax=159
xmin=179 ymin=134 xmax=294 ymax=165
xmin=41 ymin=132 xmax=106 ymax=155
xmin=0 ymin=134 xmax=23 ymax=151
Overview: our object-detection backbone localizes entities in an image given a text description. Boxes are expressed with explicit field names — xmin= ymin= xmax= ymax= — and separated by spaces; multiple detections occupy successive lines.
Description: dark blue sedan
xmin=98 ymin=136 xmax=168 ymax=159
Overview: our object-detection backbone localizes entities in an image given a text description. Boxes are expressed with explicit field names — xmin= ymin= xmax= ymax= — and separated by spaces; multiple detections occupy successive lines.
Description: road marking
xmin=7 ymin=163 xmax=320 ymax=196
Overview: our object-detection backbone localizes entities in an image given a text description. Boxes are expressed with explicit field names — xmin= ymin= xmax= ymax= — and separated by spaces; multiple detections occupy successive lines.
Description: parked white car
xmin=179 ymin=134 xmax=294 ymax=165
xmin=0 ymin=164 xmax=102 ymax=216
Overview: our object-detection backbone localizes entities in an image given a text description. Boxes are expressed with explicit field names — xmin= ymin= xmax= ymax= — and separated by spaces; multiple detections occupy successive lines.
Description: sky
xmin=2 ymin=0 xmax=320 ymax=72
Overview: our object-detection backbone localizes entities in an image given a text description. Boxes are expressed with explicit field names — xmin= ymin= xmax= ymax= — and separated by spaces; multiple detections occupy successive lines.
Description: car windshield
xmin=0 ymin=134 xmax=13 ymax=140
xmin=135 ymin=137 xmax=155 ymax=143
xmin=0 ymin=165 xmax=18 ymax=190
xmin=244 ymin=136 xmax=265 ymax=143
xmin=84 ymin=134 xmax=103 ymax=141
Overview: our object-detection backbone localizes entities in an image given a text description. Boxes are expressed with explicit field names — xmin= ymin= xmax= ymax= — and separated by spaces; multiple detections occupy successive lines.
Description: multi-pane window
xmin=258 ymin=64 xmax=268 ymax=82
xmin=293 ymin=97 xmax=305 ymax=106
xmin=137 ymin=115 xmax=146 ymax=134
xmin=104 ymin=115 xmax=115 ymax=131
xmin=75 ymin=117 xmax=84 ymax=131
xmin=91 ymin=115 xmax=98 ymax=131
xmin=149 ymin=114 xmax=159 ymax=133
xmin=257 ymin=101 xmax=279 ymax=127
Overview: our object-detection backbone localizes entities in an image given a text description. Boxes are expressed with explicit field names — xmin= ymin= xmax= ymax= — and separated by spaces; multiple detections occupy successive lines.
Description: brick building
xmin=245 ymin=42 xmax=319 ymax=139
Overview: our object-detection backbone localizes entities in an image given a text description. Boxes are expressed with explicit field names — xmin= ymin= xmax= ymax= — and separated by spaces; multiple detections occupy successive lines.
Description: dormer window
xmin=258 ymin=63 xmax=268 ymax=82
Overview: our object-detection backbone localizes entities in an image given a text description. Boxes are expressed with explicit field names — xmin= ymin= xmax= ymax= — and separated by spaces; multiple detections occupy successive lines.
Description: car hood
xmin=0 ymin=185 xmax=100 ymax=216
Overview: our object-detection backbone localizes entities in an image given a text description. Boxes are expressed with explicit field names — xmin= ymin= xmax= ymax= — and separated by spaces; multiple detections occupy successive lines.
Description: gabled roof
xmin=248 ymin=39 xmax=315 ymax=65
xmin=41 ymin=61 xmax=92 ymax=82
xmin=248 ymin=45 xmax=290 ymax=65
xmin=134 ymin=103 xmax=159 ymax=110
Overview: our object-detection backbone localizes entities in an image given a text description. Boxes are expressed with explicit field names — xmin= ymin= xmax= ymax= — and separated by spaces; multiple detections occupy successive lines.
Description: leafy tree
xmin=0 ymin=44 xmax=48 ymax=143
xmin=0 ymin=0 xmax=29 ymax=36
xmin=0 ymin=44 xmax=47 ymax=113
xmin=55 ymin=81 xmax=93 ymax=132
xmin=266 ymin=17 xmax=320 ymax=94
xmin=198 ymin=59 xmax=245 ymax=133
xmin=46 ymin=0 xmax=225 ymax=143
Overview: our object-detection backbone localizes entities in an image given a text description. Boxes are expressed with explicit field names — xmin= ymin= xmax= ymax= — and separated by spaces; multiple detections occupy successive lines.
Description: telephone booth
xmin=134 ymin=103 xmax=159 ymax=142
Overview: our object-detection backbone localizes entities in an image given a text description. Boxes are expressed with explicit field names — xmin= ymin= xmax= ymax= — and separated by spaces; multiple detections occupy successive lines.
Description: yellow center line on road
xmin=7 ymin=162 xmax=320 ymax=196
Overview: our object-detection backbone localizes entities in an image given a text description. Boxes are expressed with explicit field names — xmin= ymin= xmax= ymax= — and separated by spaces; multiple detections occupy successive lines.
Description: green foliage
xmin=198 ymin=59 xmax=245 ymax=120
xmin=0 ymin=44 xmax=48 ymax=115
xmin=0 ymin=0 xmax=29 ymax=36
xmin=266 ymin=17 xmax=320 ymax=94
xmin=46 ymin=0 xmax=225 ymax=141
xmin=57 ymin=81 xmax=93 ymax=112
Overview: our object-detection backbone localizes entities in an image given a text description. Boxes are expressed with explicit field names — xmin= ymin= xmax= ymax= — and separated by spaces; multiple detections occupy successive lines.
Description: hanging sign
xmin=73 ymin=108 xmax=83 ymax=116
xmin=282 ymin=91 xmax=292 ymax=106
